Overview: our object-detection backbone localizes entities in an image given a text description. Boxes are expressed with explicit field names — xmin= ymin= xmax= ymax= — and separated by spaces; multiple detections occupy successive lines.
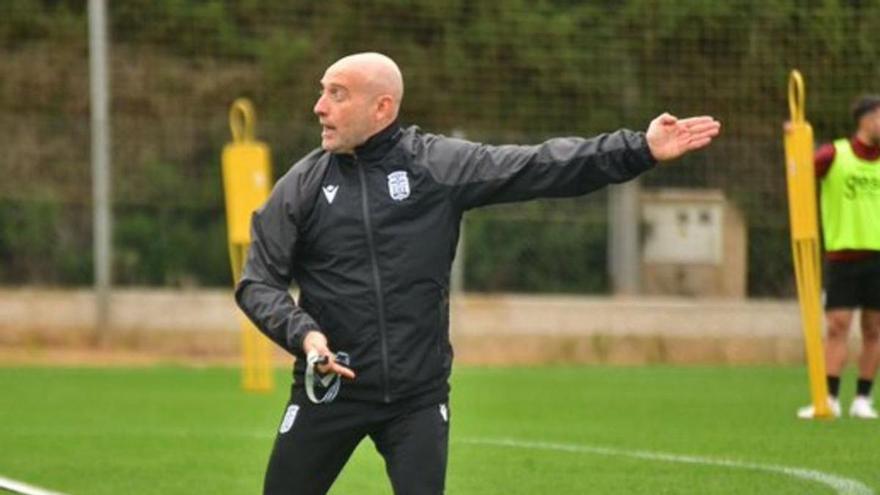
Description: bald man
xmin=236 ymin=52 xmax=721 ymax=494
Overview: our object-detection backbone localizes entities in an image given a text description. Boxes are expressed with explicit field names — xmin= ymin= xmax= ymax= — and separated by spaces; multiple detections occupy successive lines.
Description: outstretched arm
xmin=421 ymin=113 xmax=721 ymax=210
xmin=645 ymin=113 xmax=721 ymax=162
xmin=424 ymin=129 xmax=658 ymax=210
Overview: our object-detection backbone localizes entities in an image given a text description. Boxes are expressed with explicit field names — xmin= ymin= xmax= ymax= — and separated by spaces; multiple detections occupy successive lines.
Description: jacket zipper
xmin=356 ymin=159 xmax=392 ymax=403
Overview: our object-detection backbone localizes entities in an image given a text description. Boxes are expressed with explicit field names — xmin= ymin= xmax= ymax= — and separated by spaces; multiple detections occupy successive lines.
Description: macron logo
xmin=322 ymin=185 xmax=339 ymax=204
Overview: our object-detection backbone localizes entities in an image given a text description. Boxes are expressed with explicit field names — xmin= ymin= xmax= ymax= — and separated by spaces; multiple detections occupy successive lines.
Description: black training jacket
xmin=235 ymin=122 xmax=656 ymax=404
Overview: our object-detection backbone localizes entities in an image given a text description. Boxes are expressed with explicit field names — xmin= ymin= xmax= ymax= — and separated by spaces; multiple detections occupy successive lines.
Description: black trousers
xmin=264 ymin=388 xmax=450 ymax=495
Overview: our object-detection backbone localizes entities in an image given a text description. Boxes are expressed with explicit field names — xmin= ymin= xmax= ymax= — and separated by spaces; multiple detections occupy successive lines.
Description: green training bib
xmin=820 ymin=139 xmax=880 ymax=250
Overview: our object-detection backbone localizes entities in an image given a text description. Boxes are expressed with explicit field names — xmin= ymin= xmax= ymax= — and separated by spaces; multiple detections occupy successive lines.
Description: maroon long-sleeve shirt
xmin=814 ymin=136 xmax=880 ymax=261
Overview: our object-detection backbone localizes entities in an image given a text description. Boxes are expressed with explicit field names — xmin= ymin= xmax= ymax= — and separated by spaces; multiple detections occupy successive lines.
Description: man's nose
xmin=313 ymin=94 xmax=327 ymax=116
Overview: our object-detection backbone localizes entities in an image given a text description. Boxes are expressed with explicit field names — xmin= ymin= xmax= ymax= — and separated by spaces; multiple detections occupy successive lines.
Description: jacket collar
xmin=348 ymin=120 xmax=403 ymax=162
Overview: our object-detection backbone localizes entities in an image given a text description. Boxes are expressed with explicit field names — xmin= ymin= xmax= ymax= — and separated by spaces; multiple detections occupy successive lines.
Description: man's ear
xmin=375 ymin=95 xmax=395 ymax=122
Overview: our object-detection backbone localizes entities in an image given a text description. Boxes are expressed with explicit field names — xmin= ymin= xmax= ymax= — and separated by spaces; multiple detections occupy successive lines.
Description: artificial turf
xmin=0 ymin=365 xmax=876 ymax=494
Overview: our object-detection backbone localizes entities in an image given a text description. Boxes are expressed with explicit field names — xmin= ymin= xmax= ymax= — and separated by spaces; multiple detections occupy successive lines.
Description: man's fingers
xmin=678 ymin=116 xmax=717 ymax=127
xmin=318 ymin=359 xmax=355 ymax=379
xmin=316 ymin=354 xmax=356 ymax=379
xmin=315 ymin=355 xmax=333 ymax=375
xmin=331 ymin=362 xmax=356 ymax=380
xmin=683 ymin=119 xmax=720 ymax=150
xmin=686 ymin=136 xmax=714 ymax=151
xmin=679 ymin=118 xmax=720 ymax=138
xmin=685 ymin=128 xmax=721 ymax=144
xmin=657 ymin=113 xmax=678 ymax=125
xmin=683 ymin=121 xmax=721 ymax=136
xmin=650 ymin=114 xmax=720 ymax=161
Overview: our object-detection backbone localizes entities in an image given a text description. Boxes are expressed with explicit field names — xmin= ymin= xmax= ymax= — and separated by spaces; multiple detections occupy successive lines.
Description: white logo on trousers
xmin=279 ymin=405 xmax=300 ymax=434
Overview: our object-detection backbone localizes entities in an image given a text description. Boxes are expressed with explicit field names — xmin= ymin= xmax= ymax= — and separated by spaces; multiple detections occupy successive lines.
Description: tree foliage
xmin=1 ymin=0 xmax=878 ymax=295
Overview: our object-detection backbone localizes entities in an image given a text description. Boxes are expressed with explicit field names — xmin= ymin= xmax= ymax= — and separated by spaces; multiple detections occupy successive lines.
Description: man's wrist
xmin=300 ymin=329 xmax=323 ymax=353
xmin=639 ymin=132 xmax=661 ymax=166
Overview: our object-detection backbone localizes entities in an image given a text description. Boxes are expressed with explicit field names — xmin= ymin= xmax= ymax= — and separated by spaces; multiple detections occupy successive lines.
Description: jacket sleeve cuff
xmin=636 ymin=132 xmax=659 ymax=170
xmin=289 ymin=320 xmax=321 ymax=354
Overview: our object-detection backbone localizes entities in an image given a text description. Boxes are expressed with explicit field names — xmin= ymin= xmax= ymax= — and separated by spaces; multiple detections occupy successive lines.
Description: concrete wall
xmin=0 ymin=288 xmax=831 ymax=365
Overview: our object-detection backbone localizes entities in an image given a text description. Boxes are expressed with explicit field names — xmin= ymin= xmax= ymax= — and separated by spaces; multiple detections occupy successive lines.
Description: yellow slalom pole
xmin=222 ymin=98 xmax=275 ymax=393
xmin=783 ymin=70 xmax=830 ymax=418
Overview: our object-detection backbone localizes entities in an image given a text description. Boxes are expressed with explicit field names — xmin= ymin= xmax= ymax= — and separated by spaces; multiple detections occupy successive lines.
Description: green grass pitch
xmin=0 ymin=365 xmax=877 ymax=494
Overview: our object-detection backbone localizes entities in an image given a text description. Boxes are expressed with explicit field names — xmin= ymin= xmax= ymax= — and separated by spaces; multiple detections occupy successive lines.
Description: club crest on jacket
xmin=387 ymin=171 xmax=410 ymax=201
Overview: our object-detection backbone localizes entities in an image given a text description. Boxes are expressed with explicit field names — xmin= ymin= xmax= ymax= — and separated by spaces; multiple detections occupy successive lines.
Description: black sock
xmin=856 ymin=378 xmax=873 ymax=397
xmin=827 ymin=375 xmax=840 ymax=397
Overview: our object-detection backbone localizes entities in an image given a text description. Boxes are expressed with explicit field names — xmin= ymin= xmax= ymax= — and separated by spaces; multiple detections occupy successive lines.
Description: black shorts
xmin=824 ymin=255 xmax=880 ymax=310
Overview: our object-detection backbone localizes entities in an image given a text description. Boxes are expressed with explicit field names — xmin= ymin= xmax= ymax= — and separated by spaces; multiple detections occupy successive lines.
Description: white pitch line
xmin=0 ymin=476 xmax=68 ymax=495
xmin=461 ymin=437 xmax=875 ymax=495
